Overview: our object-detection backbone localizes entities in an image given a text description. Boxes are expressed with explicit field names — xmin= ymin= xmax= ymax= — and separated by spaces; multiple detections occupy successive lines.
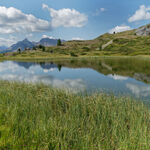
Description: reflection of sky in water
xmin=0 ymin=61 xmax=86 ymax=93
xmin=0 ymin=61 xmax=150 ymax=100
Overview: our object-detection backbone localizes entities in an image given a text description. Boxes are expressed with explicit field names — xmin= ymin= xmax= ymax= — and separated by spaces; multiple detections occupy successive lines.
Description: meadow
xmin=1 ymin=29 xmax=150 ymax=149
xmin=0 ymin=81 xmax=150 ymax=150
xmin=2 ymin=29 xmax=150 ymax=59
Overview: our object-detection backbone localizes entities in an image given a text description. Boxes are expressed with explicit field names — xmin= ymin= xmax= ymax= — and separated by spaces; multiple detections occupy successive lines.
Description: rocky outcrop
xmin=135 ymin=24 xmax=150 ymax=36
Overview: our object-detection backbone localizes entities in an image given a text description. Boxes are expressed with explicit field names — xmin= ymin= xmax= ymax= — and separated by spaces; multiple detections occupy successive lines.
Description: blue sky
xmin=0 ymin=0 xmax=150 ymax=46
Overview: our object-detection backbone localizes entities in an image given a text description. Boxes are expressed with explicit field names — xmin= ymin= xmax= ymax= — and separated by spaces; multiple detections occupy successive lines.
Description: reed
xmin=0 ymin=81 xmax=150 ymax=150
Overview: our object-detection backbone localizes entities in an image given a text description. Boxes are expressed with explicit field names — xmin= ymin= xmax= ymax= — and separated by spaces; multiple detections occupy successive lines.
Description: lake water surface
xmin=1 ymin=57 xmax=150 ymax=100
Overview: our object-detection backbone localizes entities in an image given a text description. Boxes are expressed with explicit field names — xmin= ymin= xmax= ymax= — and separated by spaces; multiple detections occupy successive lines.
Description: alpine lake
xmin=1 ymin=57 xmax=150 ymax=101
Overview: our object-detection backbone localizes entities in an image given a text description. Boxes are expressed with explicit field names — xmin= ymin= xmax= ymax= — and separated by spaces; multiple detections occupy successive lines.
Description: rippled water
xmin=0 ymin=57 xmax=150 ymax=100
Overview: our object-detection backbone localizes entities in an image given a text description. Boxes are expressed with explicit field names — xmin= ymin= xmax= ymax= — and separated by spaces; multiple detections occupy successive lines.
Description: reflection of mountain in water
xmin=14 ymin=61 xmax=62 ymax=71
xmin=12 ymin=57 xmax=150 ymax=84
xmin=134 ymin=73 xmax=150 ymax=84
xmin=0 ymin=61 xmax=86 ymax=93
xmin=14 ymin=61 xmax=37 ymax=69
xmin=39 ymin=62 xmax=58 ymax=70
xmin=49 ymin=58 xmax=150 ymax=84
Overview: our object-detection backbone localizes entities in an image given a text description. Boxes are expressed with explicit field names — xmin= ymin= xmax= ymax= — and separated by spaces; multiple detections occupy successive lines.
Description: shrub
xmin=42 ymin=46 xmax=46 ymax=52
xmin=38 ymin=45 xmax=43 ymax=49
xmin=17 ymin=48 xmax=21 ymax=54
xmin=70 ymin=52 xmax=78 ymax=57
xmin=99 ymin=45 xmax=102 ymax=51
xmin=82 ymin=47 xmax=90 ymax=51
xmin=32 ymin=46 xmax=37 ymax=50
xmin=57 ymin=39 xmax=62 ymax=46
xmin=80 ymin=52 xmax=87 ymax=55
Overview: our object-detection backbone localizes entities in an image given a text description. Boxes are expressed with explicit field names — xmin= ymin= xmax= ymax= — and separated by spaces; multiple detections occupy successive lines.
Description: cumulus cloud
xmin=43 ymin=4 xmax=88 ymax=28
xmin=109 ymin=25 xmax=131 ymax=33
xmin=0 ymin=6 xmax=51 ymax=34
xmin=42 ymin=35 xmax=55 ymax=39
xmin=0 ymin=35 xmax=17 ymax=46
xmin=100 ymin=8 xmax=106 ymax=12
xmin=108 ymin=74 xmax=128 ymax=81
xmin=94 ymin=8 xmax=106 ymax=16
xmin=0 ymin=5 xmax=87 ymax=36
xmin=26 ymin=33 xmax=33 ymax=37
xmin=128 ymin=5 xmax=150 ymax=22
xmin=72 ymin=37 xmax=84 ymax=40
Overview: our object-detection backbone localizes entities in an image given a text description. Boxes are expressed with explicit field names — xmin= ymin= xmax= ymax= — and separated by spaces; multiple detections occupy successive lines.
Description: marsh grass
xmin=0 ymin=81 xmax=150 ymax=150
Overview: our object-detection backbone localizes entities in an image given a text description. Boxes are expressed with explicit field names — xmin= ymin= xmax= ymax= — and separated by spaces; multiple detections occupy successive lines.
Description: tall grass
xmin=0 ymin=81 xmax=150 ymax=150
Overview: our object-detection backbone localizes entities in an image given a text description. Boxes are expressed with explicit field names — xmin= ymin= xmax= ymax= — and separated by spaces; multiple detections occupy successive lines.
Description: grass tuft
xmin=0 ymin=81 xmax=150 ymax=149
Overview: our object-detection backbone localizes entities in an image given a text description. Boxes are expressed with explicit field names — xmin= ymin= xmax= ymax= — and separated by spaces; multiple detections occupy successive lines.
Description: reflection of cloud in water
xmin=126 ymin=83 xmax=150 ymax=98
xmin=43 ymin=68 xmax=55 ymax=73
xmin=0 ymin=61 xmax=19 ymax=73
xmin=0 ymin=61 xmax=86 ymax=93
xmin=38 ymin=76 xmax=86 ymax=93
xmin=108 ymin=74 xmax=128 ymax=81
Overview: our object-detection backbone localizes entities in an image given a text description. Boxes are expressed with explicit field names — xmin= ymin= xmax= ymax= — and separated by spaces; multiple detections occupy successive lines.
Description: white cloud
xmin=108 ymin=74 xmax=128 ymax=81
xmin=94 ymin=8 xmax=106 ymax=16
xmin=0 ymin=35 xmax=17 ymax=46
xmin=128 ymin=5 xmax=150 ymax=22
xmin=0 ymin=6 xmax=51 ymax=34
xmin=42 ymin=4 xmax=49 ymax=10
xmin=0 ymin=5 xmax=87 ymax=36
xmin=72 ymin=37 xmax=84 ymax=40
xmin=25 ymin=33 xmax=33 ymax=39
xmin=42 ymin=35 xmax=55 ymax=39
xmin=43 ymin=4 xmax=88 ymax=28
xmin=27 ymin=33 xmax=33 ymax=37
xmin=109 ymin=25 xmax=131 ymax=34
xmin=100 ymin=8 xmax=106 ymax=12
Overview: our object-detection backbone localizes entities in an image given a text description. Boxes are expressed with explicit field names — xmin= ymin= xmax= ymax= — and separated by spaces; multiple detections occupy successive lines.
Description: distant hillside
xmin=9 ymin=39 xmax=35 ymax=51
xmin=55 ymin=23 xmax=150 ymax=56
xmin=0 ymin=46 xmax=8 ymax=51
xmin=2 ymin=23 xmax=150 ymax=56
xmin=5 ymin=38 xmax=65 ymax=52
xmin=37 ymin=38 xmax=57 ymax=46
xmin=37 ymin=38 xmax=65 ymax=46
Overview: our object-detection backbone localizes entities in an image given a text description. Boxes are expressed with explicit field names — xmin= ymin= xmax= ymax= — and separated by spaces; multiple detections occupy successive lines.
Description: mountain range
xmin=0 ymin=38 xmax=65 ymax=53
xmin=0 ymin=46 xmax=8 ymax=51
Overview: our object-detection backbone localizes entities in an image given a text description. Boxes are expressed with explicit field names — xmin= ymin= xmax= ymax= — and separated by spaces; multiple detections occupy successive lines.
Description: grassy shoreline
xmin=0 ymin=55 xmax=150 ymax=62
xmin=0 ymin=81 xmax=150 ymax=149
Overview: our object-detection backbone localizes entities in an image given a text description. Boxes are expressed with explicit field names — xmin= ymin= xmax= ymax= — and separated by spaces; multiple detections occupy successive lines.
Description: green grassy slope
xmin=1 ymin=25 xmax=150 ymax=58
xmin=0 ymin=81 xmax=150 ymax=149
xmin=60 ymin=29 xmax=150 ymax=56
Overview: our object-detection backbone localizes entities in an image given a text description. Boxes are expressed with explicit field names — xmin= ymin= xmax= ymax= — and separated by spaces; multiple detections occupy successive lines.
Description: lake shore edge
xmin=1 ymin=55 xmax=150 ymax=62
